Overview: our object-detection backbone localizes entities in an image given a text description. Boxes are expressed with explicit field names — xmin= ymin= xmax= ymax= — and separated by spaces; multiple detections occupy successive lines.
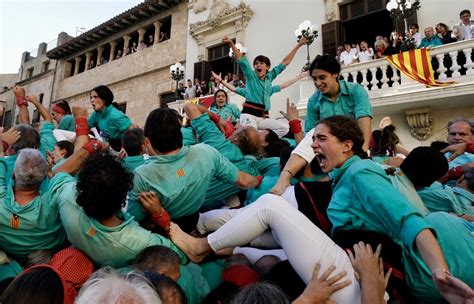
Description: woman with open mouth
xmin=168 ymin=115 xmax=473 ymax=304
xmin=222 ymin=36 xmax=307 ymax=138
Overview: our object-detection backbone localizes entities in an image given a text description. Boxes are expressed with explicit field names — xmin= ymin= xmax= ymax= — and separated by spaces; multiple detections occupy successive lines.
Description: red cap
xmin=222 ymin=265 xmax=259 ymax=287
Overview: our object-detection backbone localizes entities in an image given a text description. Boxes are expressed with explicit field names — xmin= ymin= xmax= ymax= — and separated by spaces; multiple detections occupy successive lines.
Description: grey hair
xmin=76 ymin=267 xmax=161 ymax=304
xmin=230 ymin=282 xmax=290 ymax=304
xmin=447 ymin=118 xmax=474 ymax=134
xmin=13 ymin=148 xmax=47 ymax=190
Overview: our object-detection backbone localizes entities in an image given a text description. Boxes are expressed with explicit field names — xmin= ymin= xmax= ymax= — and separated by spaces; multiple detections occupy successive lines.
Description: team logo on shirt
xmin=10 ymin=214 xmax=20 ymax=229
xmin=88 ymin=227 xmax=96 ymax=237
xmin=176 ymin=168 xmax=185 ymax=178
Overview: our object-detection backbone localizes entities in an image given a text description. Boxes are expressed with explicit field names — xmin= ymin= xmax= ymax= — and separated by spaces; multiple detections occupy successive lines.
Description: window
xmin=26 ymin=67 xmax=34 ymax=79
xmin=116 ymin=102 xmax=127 ymax=114
xmin=159 ymin=16 xmax=172 ymax=42
xmin=42 ymin=61 xmax=50 ymax=72
xmin=39 ymin=93 xmax=44 ymax=104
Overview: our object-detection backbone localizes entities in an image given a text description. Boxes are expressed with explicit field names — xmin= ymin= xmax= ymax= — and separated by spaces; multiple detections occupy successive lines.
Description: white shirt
xmin=358 ymin=48 xmax=374 ymax=62
xmin=460 ymin=23 xmax=474 ymax=40
xmin=339 ymin=48 xmax=358 ymax=65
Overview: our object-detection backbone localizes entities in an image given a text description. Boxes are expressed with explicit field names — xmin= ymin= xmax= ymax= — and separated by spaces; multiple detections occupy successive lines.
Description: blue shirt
xmin=304 ymin=80 xmax=372 ymax=133
xmin=88 ymin=105 xmax=132 ymax=141
xmin=58 ymin=114 xmax=75 ymax=131
xmin=418 ymin=36 xmax=443 ymax=48
xmin=235 ymin=56 xmax=286 ymax=111
xmin=210 ymin=103 xmax=241 ymax=123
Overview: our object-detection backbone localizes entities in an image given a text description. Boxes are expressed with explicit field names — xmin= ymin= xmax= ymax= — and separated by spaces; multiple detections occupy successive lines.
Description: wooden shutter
xmin=194 ymin=61 xmax=211 ymax=83
xmin=322 ymin=21 xmax=343 ymax=56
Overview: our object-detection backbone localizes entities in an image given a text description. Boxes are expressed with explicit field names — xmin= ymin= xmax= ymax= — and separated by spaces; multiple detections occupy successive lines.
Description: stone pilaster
xmin=153 ymin=21 xmax=162 ymax=45
xmin=85 ymin=52 xmax=93 ymax=70
xmin=138 ymin=28 xmax=146 ymax=44
xmin=109 ymin=41 xmax=117 ymax=61
xmin=97 ymin=47 xmax=104 ymax=65
xmin=74 ymin=57 xmax=81 ymax=75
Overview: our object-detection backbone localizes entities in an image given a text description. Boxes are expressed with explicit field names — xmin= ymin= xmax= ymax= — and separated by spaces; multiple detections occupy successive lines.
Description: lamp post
xmin=386 ymin=0 xmax=421 ymax=51
xmin=295 ymin=20 xmax=318 ymax=71
xmin=170 ymin=62 xmax=185 ymax=101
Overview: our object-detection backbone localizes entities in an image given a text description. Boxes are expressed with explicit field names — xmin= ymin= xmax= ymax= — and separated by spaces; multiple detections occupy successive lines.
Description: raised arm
xmin=278 ymin=71 xmax=309 ymax=90
xmin=357 ymin=116 xmax=372 ymax=152
xmin=26 ymin=95 xmax=53 ymax=122
xmin=13 ymin=86 xmax=30 ymax=124
xmin=223 ymin=36 xmax=242 ymax=60
xmin=212 ymin=71 xmax=237 ymax=92
xmin=281 ymin=37 xmax=308 ymax=67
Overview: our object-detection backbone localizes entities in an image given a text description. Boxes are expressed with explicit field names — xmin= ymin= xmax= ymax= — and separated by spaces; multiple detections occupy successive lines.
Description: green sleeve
xmin=127 ymin=172 xmax=147 ymax=222
xmin=39 ymin=122 xmax=56 ymax=157
xmin=58 ymin=115 xmax=75 ymax=131
xmin=0 ymin=159 xmax=7 ymax=198
xmin=352 ymin=85 xmax=373 ymax=119
xmin=236 ymin=56 xmax=255 ymax=81
xmin=304 ymin=92 xmax=319 ymax=133
xmin=190 ymin=114 xmax=226 ymax=150
xmin=208 ymin=145 xmax=239 ymax=184
xmin=267 ymin=63 xmax=286 ymax=81
xmin=48 ymin=172 xmax=77 ymax=209
xmin=353 ymin=167 xmax=432 ymax=250
xmin=108 ymin=111 xmax=132 ymax=139
xmin=230 ymin=103 xmax=241 ymax=119
xmin=235 ymin=87 xmax=249 ymax=99
xmin=271 ymin=85 xmax=282 ymax=95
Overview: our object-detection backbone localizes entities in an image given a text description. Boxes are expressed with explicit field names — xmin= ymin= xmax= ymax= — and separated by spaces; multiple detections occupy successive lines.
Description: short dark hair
xmin=460 ymin=9 xmax=471 ymax=17
xmin=56 ymin=140 xmax=74 ymax=158
xmin=91 ymin=85 xmax=114 ymax=106
xmin=76 ymin=154 xmax=133 ymax=220
xmin=263 ymin=129 xmax=290 ymax=157
xmin=400 ymin=146 xmax=448 ymax=188
xmin=317 ymin=116 xmax=367 ymax=159
xmin=144 ymin=108 xmax=183 ymax=153
xmin=409 ymin=23 xmax=419 ymax=30
xmin=309 ymin=54 xmax=341 ymax=76
xmin=370 ymin=125 xmax=399 ymax=157
xmin=253 ymin=55 xmax=271 ymax=68
xmin=230 ymin=282 xmax=290 ymax=304
xmin=213 ymin=89 xmax=228 ymax=106
xmin=133 ymin=245 xmax=179 ymax=272
xmin=11 ymin=124 xmax=40 ymax=152
xmin=144 ymin=272 xmax=187 ymax=304
xmin=122 ymin=128 xmax=145 ymax=156
xmin=0 ymin=267 xmax=64 ymax=304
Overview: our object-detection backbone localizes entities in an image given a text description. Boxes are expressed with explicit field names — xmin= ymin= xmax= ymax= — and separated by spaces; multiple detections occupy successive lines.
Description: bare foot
xmin=215 ymin=247 xmax=235 ymax=256
xmin=169 ymin=222 xmax=211 ymax=263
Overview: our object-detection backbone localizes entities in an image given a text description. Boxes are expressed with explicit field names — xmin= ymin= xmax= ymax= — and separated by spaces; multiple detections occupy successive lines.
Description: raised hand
xmin=211 ymin=71 xmax=222 ymax=82
xmin=72 ymin=106 xmax=88 ymax=118
xmin=26 ymin=94 xmax=39 ymax=104
xmin=12 ymin=86 xmax=25 ymax=98
xmin=279 ymin=98 xmax=299 ymax=121
xmin=138 ymin=191 xmax=165 ymax=215
xmin=2 ymin=127 xmax=21 ymax=147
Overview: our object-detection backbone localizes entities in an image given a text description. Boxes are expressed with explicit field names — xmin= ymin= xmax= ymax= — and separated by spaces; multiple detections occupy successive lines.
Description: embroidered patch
xmin=176 ymin=168 xmax=185 ymax=178
xmin=10 ymin=214 xmax=20 ymax=229
xmin=87 ymin=227 xmax=95 ymax=237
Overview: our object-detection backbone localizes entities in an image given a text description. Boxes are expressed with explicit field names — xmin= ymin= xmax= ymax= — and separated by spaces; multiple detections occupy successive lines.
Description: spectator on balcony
xmin=374 ymin=39 xmax=389 ymax=58
xmin=184 ymin=79 xmax=197 ymax=99
xmin=115 ymin=49 xmax=123 ymax=60
xmin=407 ymin=23 xmax=422 ymax=47
xmin=355 ymin=41 xmax=374 ymax=63
xmin=88 ymin=60 xmax=95 ymax=70
xmin=148 ymin=34 xmax=154 ymax=46
xmin=386 ymin=30 xmax=403 ymax=55
xmin=339 ymin=42 xmax=358 ymax=66
xmin=100 ymin=57 xmax=108 ymax=65
xmin=159 ymin=32 xmax=169 ymax=42
xmin=137 ymin=41 xmax=147 ymax=51
xmin=177 ymin=82 xmax=185 ymax=99
xmin=419 ymin=27 xmax=443 ymax=48
xmin=335 ymin=45 xmax=344 ymax=64
xmin=436 ymin=23 xmax=457 ymax=44
xmin=131 ymin=42 xmax=138 ymax=53
xmin=452 ymin=9 xmax=474 ymax=41
xmin=200 ymin=80 xmax=209 ymax=96
xmin=123 ymin=47 xmax=130 ymax=56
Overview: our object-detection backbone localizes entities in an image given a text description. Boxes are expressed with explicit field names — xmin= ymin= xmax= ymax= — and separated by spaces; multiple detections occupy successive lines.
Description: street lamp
xmin=295 ymin=20 xmax=318 ymax=71
xmin=170 ymin=62 xmax=185 ymax=101
xmin=386 ymin=0 xmax=421 ymax=51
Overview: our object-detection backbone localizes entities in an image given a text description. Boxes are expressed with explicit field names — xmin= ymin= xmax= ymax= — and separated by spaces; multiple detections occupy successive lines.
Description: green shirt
xmin=452 ymin=187 xmax=474 ymax=216
xmin=191 ymin=113 xmax=258 ymax=208
xmin=417 ymin=182 xmax=463 ymax=215
xmin=88 ymin=105 xmax=132 ymax=141
xmin=0 ymin=159 xmax=66 ymax=257
xmin=181 ymin=127 xmax=197 ymax=146
xmin=58 ymin=114 xmax=75 ymax=131
xmin=327 ymin=156 xmax=473 ymax=302
xmin=122 ymin=155 xmax=145 ymax=172
xmin=419 ymin=36 xmax=443 ymax=48
xmin=304 ymin=80 xmax=372 ymax=133
xmin=210 ymin=103 xmax=241 ymax=123
xmin=178 ymin=263 xmax=211 ymax=304
xmin=128 ymin=144 xmax=239 ymax=221
xmin=236 ymin=56 xmax=286 ymax=110
xmin=48 ymin=172 xmax=186 ymax=267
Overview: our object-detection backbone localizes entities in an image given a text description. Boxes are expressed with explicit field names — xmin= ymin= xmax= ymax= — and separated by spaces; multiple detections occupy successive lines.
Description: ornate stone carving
xmin=193 ymin=0 xmax=209 ymax=14
xmin=189 ymin=1 xmax=254 ymax=44
xmin=324 ymin=0 xmax=337 ymax=22
xmin=405 ymin=108 xmax=433 ymax=141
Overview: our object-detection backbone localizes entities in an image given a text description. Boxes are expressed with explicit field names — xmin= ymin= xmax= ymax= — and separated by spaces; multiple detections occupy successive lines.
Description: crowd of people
xmin=336 ymin=9 xmax=474 ymax=66
xmin=0 ymin=30 xmax=473 ymax=304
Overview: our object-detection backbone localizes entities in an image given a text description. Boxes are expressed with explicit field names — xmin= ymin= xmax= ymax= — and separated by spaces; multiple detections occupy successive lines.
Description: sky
xmin=0 ymin=0 xmax=144 ymax=74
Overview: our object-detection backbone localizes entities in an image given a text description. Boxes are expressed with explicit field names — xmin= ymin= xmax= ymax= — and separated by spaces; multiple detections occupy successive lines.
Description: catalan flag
xmin=184 ymin=95 xmax=215 ymax=109
xmin=387 ymin=48 xmax=455 ymax=87
xmin=176 ymin=168 xmax=185 ymax=178
xmin=10 ymin=214 xmax=20 ymax=229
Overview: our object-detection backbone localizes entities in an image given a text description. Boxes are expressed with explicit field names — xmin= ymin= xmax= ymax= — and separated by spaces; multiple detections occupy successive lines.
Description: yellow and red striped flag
xmin=387 ymin=48 xmax=455 ymax=87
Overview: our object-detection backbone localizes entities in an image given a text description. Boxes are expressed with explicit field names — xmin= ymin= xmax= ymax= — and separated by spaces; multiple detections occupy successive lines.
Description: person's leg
xmin=233 ymin=247 xmax=287 ymax=264
xmin=257 ymin=118 xmax=289 ymax=138
xmin=53 ymin=129 xmax=76 ymax=142
xmin=196 ymin=209 xmax=241 ymax=234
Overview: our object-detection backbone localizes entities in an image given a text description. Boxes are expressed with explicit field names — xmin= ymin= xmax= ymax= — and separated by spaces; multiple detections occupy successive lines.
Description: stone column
xmin=123 ymin=35 xmax=131 ymax=52
xmin=85 ymin=52 xmax=93 ymax=70
xmin=137 ymin=28 xmax=146 ymax=44
xmin=74 ymin=57 xmax=81 ymax=75
xmin=97 ymin=47 xmax=104 ymax=65
xmin=153 ymin=21 xmax=162 ymax=44
xmin=109 ymin=41 xmax=117 ymax=61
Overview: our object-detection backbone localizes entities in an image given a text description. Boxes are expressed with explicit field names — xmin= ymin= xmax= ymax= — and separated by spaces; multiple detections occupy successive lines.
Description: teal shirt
xmin=452 ymin=186 xmax=474 ymax=216
xmin=48 ymin=172 xmax=187 ymax=267
xmin=0 ymin=159 xmax=66 ymax=257
xmin=191 ymin=114 xmax=258 ymax=208
xmin=178 ymin=263 xmax=211 ymax=304
xmin=417 ymin=182 xmax=464 ymax=215
xmin=419 ymin=36 xmax=443 ymax=48
xmin=181 ymin=127 xmax=197 ymax=146
xmin=127 ymin=144 xmax=239 ymax=221
xmin=327 ymin=156 xmax=473 ymax=302
xmin=88 ymin=105 xmax=132 ymax=140
xmin=210 ymin=103 xmax=241 ymax=123
xmin=304 ymin=80 xmax=372 ymax=133
xmin=58 ymin=114 xmax=75 ymax=131
xmin=445 ymin=152 xmax=474 ymax=168
xmin=122 ymin=155 xmax=145 ymax=172
xmin=235 ymin=56 xmax=286 ymax=110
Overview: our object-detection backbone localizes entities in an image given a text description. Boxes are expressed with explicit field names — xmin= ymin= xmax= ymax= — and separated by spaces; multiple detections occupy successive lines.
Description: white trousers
xmin=53 ymin=129 xmax=76 ymax=142
xmin=207 ymin=194 xmax=361 ymax=303
xmin=240 ymin=113 xmax=289 ymax=138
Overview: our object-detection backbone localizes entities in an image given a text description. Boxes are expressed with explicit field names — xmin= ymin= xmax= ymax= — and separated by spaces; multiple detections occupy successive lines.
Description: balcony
xmin=297 ymin=39 xmax=474 ymax=117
